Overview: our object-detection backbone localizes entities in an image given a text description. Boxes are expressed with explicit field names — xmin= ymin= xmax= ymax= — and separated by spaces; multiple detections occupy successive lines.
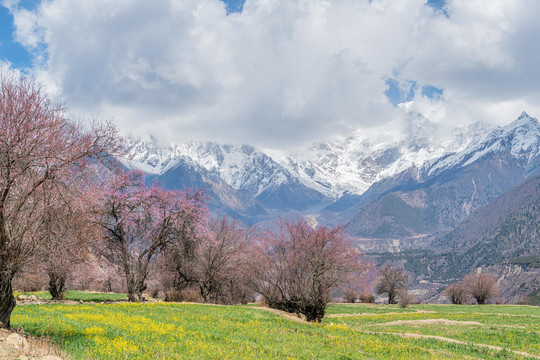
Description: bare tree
xmin=249 ymin=220 xmax=364 ymax=322
xmin=396 ymin=288 xmax=416 ymax=308
xmin=0 ymin=74 xmax=118 ymax=328
xmin=97 ymin=170 xmax=206 ymax=302
xmin=463 ymin=272 xmax=499 ymax=305
xmin=344 ymin=290 xmax=358 ymax=303
xmin=375 ymin=265 xmax=409 ymax=304
xmin=163 ymin=217 xmax=253 ymax=304
xmin=444 ymin=282 xmax=468 ymax=305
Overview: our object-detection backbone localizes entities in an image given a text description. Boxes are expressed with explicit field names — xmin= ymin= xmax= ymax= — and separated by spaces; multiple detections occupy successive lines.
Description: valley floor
xmin=7 ymin=295 xmax=540 ymax=360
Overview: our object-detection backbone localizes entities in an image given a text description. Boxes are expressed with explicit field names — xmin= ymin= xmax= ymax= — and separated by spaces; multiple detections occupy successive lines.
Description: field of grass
xmin=11 ymin=301 xmax=540 ymax=359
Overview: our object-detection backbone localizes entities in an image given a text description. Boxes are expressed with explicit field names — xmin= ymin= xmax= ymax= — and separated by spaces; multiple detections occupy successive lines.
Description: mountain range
xmin=120 ymin=112 xmax=539 ymax=230
xmin=345 ymin=112 xmax=540 ymax=240
xmin=120 ymin=112 xmax=540 ymax=302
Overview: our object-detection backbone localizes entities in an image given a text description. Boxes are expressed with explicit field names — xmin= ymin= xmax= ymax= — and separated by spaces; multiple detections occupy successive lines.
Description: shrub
xmin=359 ymin=292 xmax=375 ymax=303
xmin=164 ymin=288 xmax=204 ymax=303
xmin=463 ymin=272 xmax=499 ymax=305
xmin=344 ymin=290 xmax=358 ymax=303
xmin=444 ymin=282 xmax=468 ymax=305
xmin=164 ymin=289 xmax=183 ymax=302
xmin=397 ymin=289 xmax=416 ymax=308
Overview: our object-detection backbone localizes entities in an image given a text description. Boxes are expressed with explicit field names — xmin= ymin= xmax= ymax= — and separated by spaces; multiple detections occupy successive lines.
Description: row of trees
xmin=445 ymin=273 xmax=499 ymax=305
xmin=0 ymin=73 xmax=372 ymax=328
xmin=0 ymin=75 xmax=120 ymax=328
xmin=0 ymin=74 xmax=502 ymax=330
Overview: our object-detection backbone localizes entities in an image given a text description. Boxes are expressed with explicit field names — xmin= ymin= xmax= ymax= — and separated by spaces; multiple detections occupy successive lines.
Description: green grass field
xmin=11 ymin=299 xmax=540 ymax=359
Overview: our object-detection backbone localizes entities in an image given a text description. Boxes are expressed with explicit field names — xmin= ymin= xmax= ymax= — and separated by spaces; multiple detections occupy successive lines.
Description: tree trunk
xmin=388 ymin=290 xmax=397 ymax=304
xmin=476 ymin=297 xmax=486 ymax=305
xmin=126 ymin=274 xmax=146 ymax=302
xmin=105 ymin=278 xmax=113 ymax=293
xmin=48 ymin=272 xmax=66 ymax=300
xmin=0 ymin=276 xmax=16 ymax=329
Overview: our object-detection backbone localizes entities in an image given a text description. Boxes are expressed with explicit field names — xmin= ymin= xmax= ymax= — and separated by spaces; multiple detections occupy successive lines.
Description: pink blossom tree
xmin=249 ymin=220 xmax=364 ymax=322
xmin=97 ymin=170 xmax=206 ymax=302
xmin=0 ymin=74 xmax=118 ymax=328
xmin=36 ymin=180 xmax=101 ymax=300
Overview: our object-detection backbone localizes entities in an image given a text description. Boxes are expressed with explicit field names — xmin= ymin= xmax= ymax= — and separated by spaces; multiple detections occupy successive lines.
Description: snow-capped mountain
xmin=421 ymin=112 xmax=540 ymax=178
xmin=269 ymin=119 xmax=492 ymax=198
xmin=121 ymin=140 xmax=306 ymax=196
xmin=119 ymin=140 xmax=327 ymax=214
xmin=345 ymin=112 xmax=540 ymax=239
xmin=121 ymin=117 xmax=494 ymax=200
xmin=119 ymin=112 xmax=540 ymax=227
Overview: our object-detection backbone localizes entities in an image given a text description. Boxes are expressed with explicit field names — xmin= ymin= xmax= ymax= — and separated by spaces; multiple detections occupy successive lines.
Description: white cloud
xmin=7 ymin=0 xmax=540 ymax=149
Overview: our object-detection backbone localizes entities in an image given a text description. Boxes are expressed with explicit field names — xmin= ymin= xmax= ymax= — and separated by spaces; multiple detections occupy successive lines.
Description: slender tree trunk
xmin=48 ymin=272 xmax=66 ymax=300
xmin=105 ymin=278 xmax=113 ymax=293
xmin=0 ymin=275 xmax=16 ymax=329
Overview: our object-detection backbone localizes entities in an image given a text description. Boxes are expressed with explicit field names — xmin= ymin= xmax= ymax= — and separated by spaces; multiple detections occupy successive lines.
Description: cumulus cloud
xmin=5 ymin=0 xmax=540 ymax=149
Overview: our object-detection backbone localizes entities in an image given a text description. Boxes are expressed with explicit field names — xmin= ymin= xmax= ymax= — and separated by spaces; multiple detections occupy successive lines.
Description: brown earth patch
xmin=255 ymin=307 xmax=308 ymax=323
xmin=0 ymin=328 xmax=68 ymax=360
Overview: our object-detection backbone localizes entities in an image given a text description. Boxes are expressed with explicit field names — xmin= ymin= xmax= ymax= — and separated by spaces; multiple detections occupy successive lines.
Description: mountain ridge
xmin=343 ymin=112 xmax=540 ymax=239
xmin=119 ymin=112 xmax=540 ymax=229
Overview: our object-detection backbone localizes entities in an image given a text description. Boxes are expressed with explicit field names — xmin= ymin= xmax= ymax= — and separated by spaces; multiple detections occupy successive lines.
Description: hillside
xmin=376 ymin=176 xmax=540 ymax=302
xmin=344 ymin=113 xmax=540 ymax=240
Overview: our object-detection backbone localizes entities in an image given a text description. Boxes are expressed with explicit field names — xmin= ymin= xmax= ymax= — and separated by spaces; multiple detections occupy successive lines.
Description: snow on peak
xmin=120 ymin=139 xmax=295 ymax=197
xmin=504 ymin=112 xmax=538 ymax=131
xmin=269 ymin=120 xmax=493 ymax=198
xmin=118 ymin=138 xmax=186 ymax=175
xmin=120 ymin=113 xmax=538 ymax=200
xmin=424 ymin=113 xmax=540 ymax=176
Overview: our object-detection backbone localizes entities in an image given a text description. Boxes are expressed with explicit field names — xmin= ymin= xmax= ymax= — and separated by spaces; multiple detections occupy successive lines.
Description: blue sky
xmin=223 ymin=0 xmax=244 ymax=14
xmin=0 ymin=5 xmax=29 ymax=68
xmin=0 ymin=0 xmax=538 ymax=150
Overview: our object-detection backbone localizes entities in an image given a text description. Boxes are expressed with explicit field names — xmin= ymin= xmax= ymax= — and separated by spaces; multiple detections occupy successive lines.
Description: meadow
xmin=11 ymin=296 xmax=540 ymax=360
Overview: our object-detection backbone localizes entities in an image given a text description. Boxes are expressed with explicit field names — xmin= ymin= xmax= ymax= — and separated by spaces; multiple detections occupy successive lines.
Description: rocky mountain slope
xmin=377 ymin=174 xmax=540 ymax=302
xmin=344 ymin=112 xmax=540 ymax=239
xmin=432 ymin=175 xmax=540 ymax=279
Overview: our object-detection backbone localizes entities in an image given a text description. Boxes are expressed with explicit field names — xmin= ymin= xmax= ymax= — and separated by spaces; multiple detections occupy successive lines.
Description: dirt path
xmin=255 ymin=307 xmax=307 ymax=323
xmin=457 ymin=312 xmax=540 ymax=318
xmin=0 ymin=328 xmax=67 ymax=360
xmin=362 ymin=329 xmax=540 ymax=359
xmin=325 ymin=311 xmax=436 ymax=318
xmin=367 ymin=318 xmax=484 ymax=326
